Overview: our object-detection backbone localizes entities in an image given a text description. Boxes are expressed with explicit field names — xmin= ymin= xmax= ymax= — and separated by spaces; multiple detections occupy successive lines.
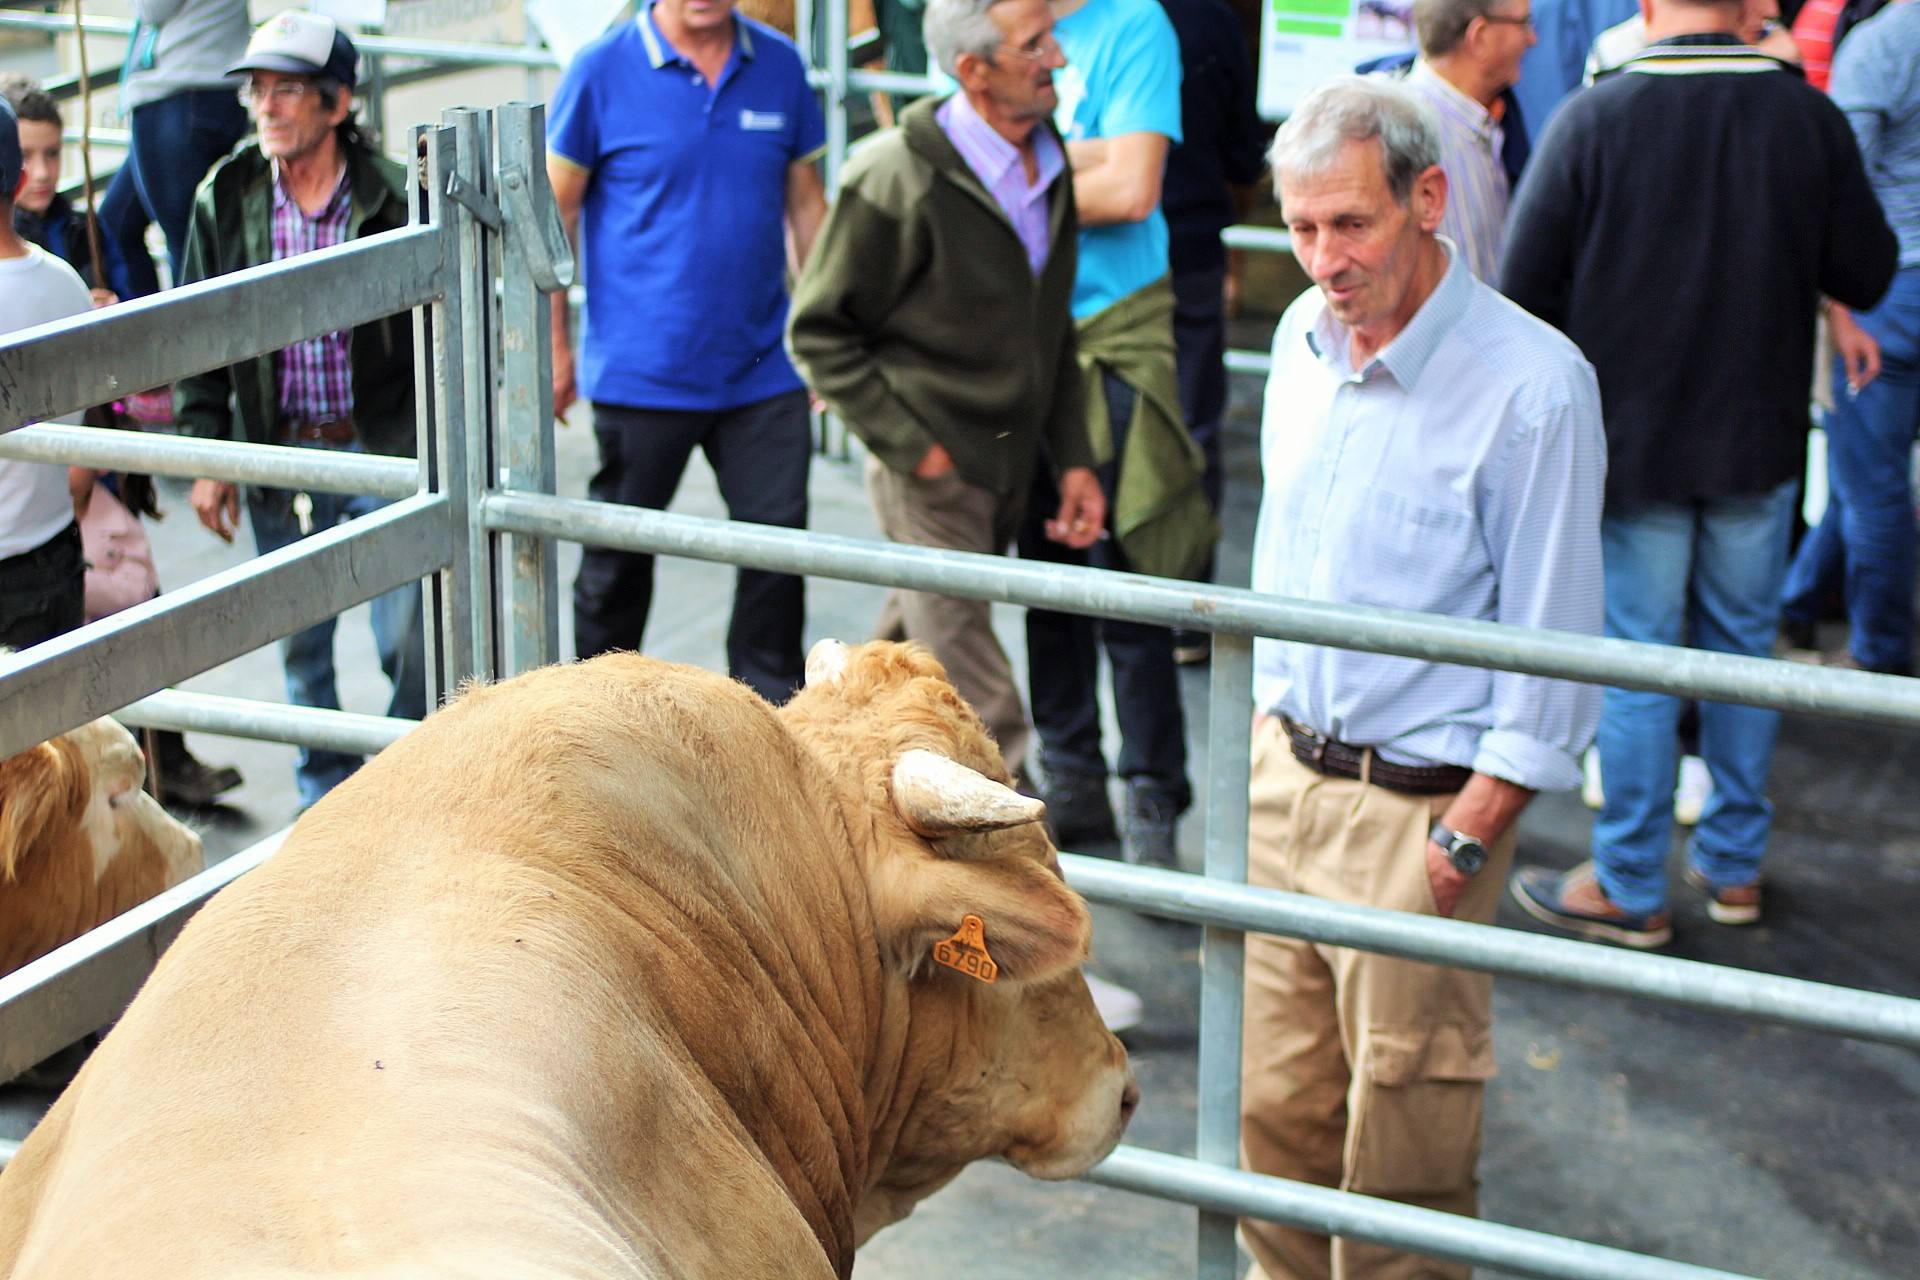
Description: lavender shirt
xmin=936 ymin=93 xmax=1065 ymax=275
xmin=271 ymin=164 xmax=354 ymax=425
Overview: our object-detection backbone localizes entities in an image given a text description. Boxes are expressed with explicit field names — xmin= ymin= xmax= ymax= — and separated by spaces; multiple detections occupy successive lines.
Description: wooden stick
xmin=69 ymin=0 xmax=107 ymax=293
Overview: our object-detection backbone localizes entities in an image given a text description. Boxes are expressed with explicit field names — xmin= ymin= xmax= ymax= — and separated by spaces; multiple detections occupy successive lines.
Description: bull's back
xmin=0 ymin=657 xmax=854 ymax=1277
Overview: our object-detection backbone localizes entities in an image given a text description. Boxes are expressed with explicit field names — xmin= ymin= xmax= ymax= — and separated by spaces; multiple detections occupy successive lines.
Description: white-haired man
xmin=788 ymin=0 xmax=1105 ymax=788
xmin=1242 ymin=76 xmax=1605 ymax=1279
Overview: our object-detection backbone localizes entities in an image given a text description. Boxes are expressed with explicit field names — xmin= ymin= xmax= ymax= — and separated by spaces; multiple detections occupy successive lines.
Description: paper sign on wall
xmin=1256 ymin=0 xmax=1414 ymax=119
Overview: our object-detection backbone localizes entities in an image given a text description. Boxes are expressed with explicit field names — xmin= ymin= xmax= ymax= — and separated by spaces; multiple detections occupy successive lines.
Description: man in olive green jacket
xmin=173 ymin=12 xmax=423 ymax=809
xmin=788 ymin=0 xmax=1103 ymax=784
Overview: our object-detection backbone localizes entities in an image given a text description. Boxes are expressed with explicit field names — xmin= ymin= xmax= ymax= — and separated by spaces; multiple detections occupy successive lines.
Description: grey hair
xmin=1268 ymin=76 xmax=1442 ymax=206
xmin=923 ymin=0 xmax=1007 ymax=78
xmin=1415 ymin=0 xmax=1511 ymax=57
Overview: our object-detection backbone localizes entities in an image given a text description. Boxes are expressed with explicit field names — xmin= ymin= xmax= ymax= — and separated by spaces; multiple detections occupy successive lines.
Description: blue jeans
xmin=1591 ymin=481 xmax=1798 ymax=914
xmin=1780 ymin=267 xmax=1920 ymax=675
xmin=248 ymin=447 xmax=428 ymax=807
xmin=98 ymin=88 xmax=249 ymax=297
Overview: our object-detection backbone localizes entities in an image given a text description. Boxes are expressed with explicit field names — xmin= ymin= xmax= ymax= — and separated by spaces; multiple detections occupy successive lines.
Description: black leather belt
xmin=1284 ymin=718 xmax=1471 ymax=796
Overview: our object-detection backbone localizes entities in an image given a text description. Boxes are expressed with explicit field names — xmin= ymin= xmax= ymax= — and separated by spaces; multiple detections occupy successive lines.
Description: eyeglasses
xmin=238 ymin=78 xmax=318 ymax=107
xmin=995 ymin=33 xmax=1063 ymax=63
xmin=1478 ymin=11 xmax=1534 ymax=29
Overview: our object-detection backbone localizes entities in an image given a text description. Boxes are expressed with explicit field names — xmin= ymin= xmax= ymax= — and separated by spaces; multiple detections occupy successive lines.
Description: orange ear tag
xmin=933 ymin=914 xmax=999 ymax=984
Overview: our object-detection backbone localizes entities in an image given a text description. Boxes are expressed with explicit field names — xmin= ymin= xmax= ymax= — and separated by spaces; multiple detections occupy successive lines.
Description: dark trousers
xmin=99 ymin=88 xmax=249 ymax=297
xmin=1018 ymin=369 xmax=1191 ymax=811
xmin=573 ymin=391 xmax=809 ymax=705
xmin=0 ymin=522 xmax=84 ymax=651
xmin=1172 ymin=265 xmax=1227 ymax=516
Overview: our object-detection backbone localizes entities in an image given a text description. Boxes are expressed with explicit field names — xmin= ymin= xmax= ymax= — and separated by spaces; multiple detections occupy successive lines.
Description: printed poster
xmin=1257 ymin=0 xmax=1414 ymax=119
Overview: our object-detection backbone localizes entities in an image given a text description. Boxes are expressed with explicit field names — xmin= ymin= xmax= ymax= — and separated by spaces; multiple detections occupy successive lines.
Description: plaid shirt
xmin=271 ymin=164 xmax=354 ymax=425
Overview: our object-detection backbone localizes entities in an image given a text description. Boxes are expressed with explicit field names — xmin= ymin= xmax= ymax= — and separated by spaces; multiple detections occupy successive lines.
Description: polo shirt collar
xmin=637 ymin=1 xmax=755 ymax=69
xmin=1306 ymin=237 xmax=1470 ymax=387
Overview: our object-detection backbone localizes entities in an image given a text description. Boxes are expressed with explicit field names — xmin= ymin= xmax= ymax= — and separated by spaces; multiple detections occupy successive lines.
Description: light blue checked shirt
xmin=1405 ymin=61 xmax=1510 ymax=285
xmin=1252 ymin=241 xmax=1606 ymax=792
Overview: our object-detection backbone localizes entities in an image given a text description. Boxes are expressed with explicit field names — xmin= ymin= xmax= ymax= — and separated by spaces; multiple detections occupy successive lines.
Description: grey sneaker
xmin=1040 ymin=768 xmax=1117 ymax=847
xmin=1121 ymin=784 xmax=1180 ymax=868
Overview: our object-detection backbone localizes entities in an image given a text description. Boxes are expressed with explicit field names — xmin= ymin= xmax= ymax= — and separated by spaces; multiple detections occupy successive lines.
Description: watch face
xmin=1450 ymin=839 xmax=1488 ymax=875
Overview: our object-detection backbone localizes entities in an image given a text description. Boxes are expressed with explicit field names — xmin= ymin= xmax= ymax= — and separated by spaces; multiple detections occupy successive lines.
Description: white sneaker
xmin=1085 ymin=973 xmax=1143 ymax=1033
xmin=1581 ymin=748 xmax=1604 ymax=811
xmin=1674 ymin=755 xmax=1712 ymax=826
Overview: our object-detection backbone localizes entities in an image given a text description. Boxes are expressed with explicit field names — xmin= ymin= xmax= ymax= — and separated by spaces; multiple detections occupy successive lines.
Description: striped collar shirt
xmin=937 ymin=92 xmax=1065 ymax=274
xmin=1405 ymin=61 xmax=1509 ymax=285
xmin=1251 ymin=241 xmax=1607 ymax=792
xmin=271 ymin=162 xmax=355 ymax=426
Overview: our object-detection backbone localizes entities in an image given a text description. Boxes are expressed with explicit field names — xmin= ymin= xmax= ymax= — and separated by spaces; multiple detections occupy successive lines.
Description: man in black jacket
xmin=1502 ymin=0 xmax=1895 ymax=945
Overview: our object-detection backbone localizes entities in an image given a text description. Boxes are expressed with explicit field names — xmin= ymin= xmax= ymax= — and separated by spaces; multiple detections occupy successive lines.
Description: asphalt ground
xmin=4 ymin=351 xmax=1916 ymax=1279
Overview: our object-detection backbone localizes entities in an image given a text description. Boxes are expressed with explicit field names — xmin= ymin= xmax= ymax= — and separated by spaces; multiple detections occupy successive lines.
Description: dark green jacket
xmin=174 ymin=138 xmax=418 ymax=458
xmin=786 ymin=96 xmax=1092 ymax=497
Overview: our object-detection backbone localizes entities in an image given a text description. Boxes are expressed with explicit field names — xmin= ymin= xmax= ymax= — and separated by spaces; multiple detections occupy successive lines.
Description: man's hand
xmin=88 ymin=288 xmax=117 ymax=309
xmin=552 ymin=344 xmax=578 ymax=424
xmin=1830 ymin=304 xmax=1882 ymax=395
xmin=913 ymin=443 xmax=956 ymax=479
xmin=1045 ymin=466 xmax=1107 ymax=548
xmin=192 ymin=478 xmax=241 ymax=543
xmin=1426 ymin=841 xmax=1469 ymax=918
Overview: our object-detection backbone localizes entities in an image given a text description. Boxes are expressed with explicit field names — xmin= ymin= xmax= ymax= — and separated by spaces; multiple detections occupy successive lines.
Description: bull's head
xmin=0 ymin=718 xmax=204 ymax=980
xmin=784 ymin=639 xmax=1138 ymax=1243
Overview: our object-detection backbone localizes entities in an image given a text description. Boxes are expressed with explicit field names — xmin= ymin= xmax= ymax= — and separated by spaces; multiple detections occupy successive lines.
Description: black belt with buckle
xmin=281 ymin=417 xmax=356 ymax=445
xmin=1283 ymin=718 xmax=1472 ymax=796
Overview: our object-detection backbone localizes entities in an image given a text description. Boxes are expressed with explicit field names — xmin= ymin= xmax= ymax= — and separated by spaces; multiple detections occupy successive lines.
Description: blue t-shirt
xmin=548 ymin=6 xmax=825 ymax=410
xmin=1051 ymin=0 xmax=1183 ymax=320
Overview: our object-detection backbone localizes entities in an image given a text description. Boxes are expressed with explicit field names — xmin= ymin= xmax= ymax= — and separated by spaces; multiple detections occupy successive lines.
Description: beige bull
xmin=0 ymin=641 xmax=1135 ymax=1277
xmin=1 ymin=716 xmax=204 ymax=982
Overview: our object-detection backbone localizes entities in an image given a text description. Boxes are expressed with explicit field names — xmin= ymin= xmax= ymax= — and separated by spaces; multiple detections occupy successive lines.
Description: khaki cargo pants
xmin=1240 ymin=718 xmax=1516 ymax=1280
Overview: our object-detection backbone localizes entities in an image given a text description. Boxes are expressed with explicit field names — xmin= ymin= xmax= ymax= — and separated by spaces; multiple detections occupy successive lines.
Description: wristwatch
xmin=1429 ymin=822 xmax=1488 ymax=876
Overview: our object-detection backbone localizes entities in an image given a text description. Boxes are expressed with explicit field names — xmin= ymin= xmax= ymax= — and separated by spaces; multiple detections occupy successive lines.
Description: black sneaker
xmin=1121 ymin=784 xmax=1180 ymax=868
xmin=1040 ymin=769 xmax=1117 ymax=847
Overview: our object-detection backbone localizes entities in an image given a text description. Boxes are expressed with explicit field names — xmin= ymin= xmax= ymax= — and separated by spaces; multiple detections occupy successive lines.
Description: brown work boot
xmin=148 ymin=729 xmax=243 ymax=808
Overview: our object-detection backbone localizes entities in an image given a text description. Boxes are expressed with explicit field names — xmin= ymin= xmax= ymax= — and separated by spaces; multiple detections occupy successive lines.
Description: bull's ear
xmin=891 ymin=749 xmax=1044 ymax=838
xmin=869 ymin=853 xmax=1092 ymax=985
xmin=0 ymin=739 xmax=90 ymax=883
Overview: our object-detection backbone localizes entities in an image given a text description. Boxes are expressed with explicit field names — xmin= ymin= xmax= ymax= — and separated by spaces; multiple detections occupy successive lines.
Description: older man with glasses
xmin=174 ymin=9 xmax=426 ymax=810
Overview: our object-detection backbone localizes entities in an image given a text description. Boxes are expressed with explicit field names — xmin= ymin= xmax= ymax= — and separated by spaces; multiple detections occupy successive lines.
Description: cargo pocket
xmin=1346 ymin=1023 xmax=1496 ymax=1199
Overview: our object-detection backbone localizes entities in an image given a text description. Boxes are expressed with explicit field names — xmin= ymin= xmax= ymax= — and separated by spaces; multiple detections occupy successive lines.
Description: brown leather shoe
xmin=1683 ymin=866 xmax=1762 ymax=925
xmin=1511 ymin=861 xmax=1673 ymax=948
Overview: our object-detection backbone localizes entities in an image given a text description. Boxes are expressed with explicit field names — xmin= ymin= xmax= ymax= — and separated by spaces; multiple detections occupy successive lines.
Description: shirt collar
xmin=270 ymin=160 xmax=351 ymax=217
xmin=1409 ymin=60 xmax=1499 ymax=139
xmin=944 ymin=92 xmax=1063 ymax=189
xmin=638 ymin=1 xmax=754 ymax=70
xmin=1306 ymin=237 xmax=1471 ymax=388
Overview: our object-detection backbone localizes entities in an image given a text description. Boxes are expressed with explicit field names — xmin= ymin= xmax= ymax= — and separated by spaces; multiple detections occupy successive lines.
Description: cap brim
xmin=227 ymin=54 xmax=326 ymax=77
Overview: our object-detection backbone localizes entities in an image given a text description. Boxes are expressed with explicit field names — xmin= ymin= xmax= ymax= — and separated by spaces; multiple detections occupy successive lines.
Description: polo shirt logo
xmin=739 ymin=109 xmax=786 ymax=131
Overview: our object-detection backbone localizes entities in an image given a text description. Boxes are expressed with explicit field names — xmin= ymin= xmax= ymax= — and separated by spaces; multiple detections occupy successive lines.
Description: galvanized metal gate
xmin=1 ymin=79 xmax=1918 ymax=1280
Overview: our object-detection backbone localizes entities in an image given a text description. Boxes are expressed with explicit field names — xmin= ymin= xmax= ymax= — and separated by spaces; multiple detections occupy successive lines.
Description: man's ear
xmin=1412 ymin=163 xmax=1448 ymax=235
xmin=329 ymin=88 xmax=355 ymax=128
xmin=951 ymin=52 xmax=991 ymax=98
xmin=867 ymin=848 xmax=1092 ymax=985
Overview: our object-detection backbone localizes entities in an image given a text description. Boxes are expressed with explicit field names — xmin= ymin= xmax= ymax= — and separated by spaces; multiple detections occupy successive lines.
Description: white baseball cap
xmin=230 ymin=10 xmax=360 ymax=89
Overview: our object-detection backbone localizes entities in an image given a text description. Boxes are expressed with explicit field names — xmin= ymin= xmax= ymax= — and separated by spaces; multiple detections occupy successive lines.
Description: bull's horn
xmin=806 ymin=638 xmax=852 ymax=687
xmin=892 ymin=749 xmax=1044 ymax=837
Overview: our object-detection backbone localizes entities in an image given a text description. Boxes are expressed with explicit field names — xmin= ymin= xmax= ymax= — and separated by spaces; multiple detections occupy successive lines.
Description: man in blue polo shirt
xmin=547 ymin=0 xmax=826 ymax=703
xmin=1019 ymin=0 xmax=1214 ymax=869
